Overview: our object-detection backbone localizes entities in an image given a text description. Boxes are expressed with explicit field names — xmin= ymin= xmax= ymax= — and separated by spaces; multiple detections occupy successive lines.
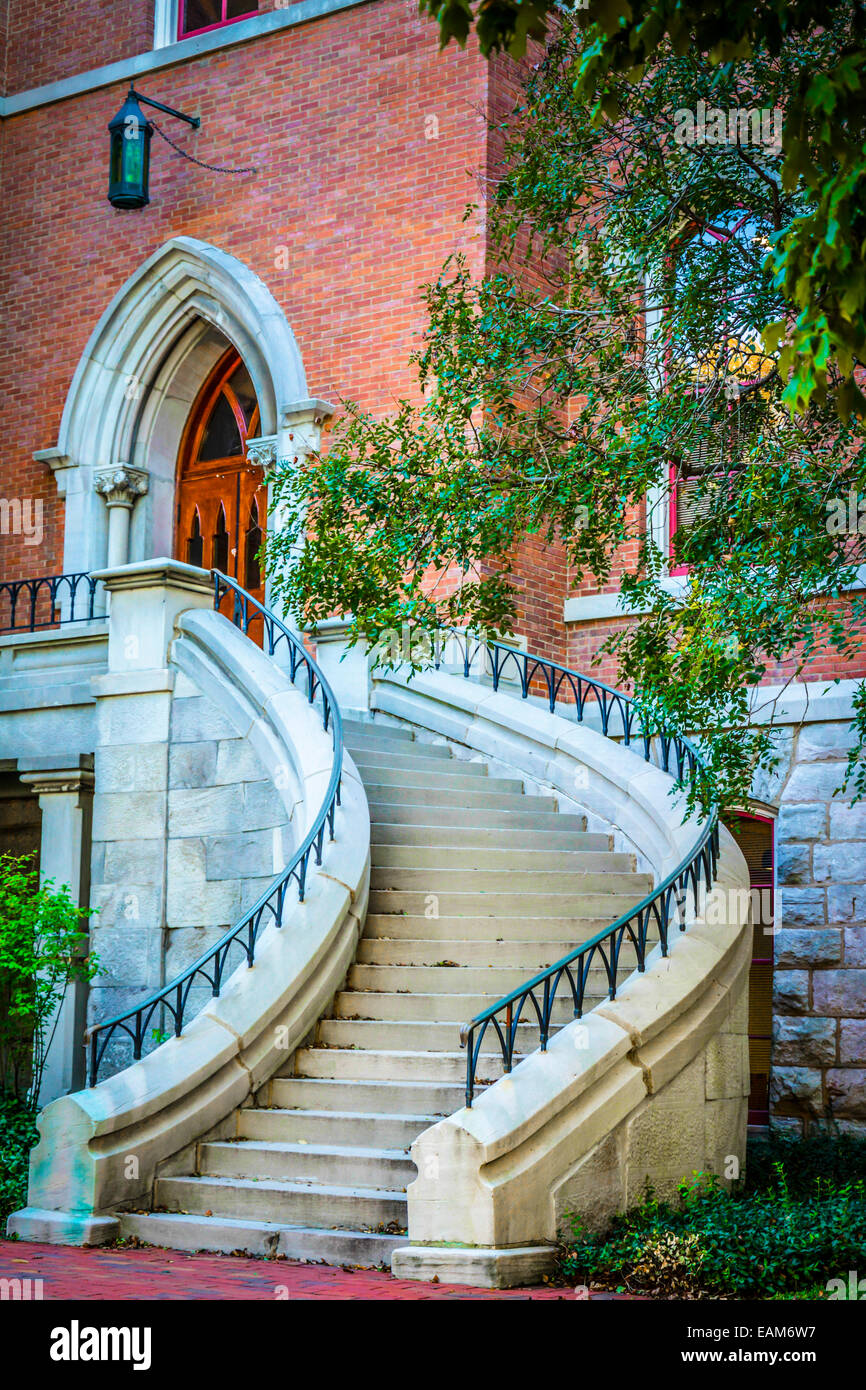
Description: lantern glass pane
xmin=110 ymin=135 xmax=123 ymax=187
xmin=123 ymin=136 xmax=143 ymax=188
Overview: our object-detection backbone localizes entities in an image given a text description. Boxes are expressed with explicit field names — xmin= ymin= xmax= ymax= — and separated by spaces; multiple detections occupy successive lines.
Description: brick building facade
xmin=1 ymin=0 xmax=863 ymax=1138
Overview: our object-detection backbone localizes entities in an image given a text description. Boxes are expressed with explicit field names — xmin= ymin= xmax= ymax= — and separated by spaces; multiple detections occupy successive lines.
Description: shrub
xmin=560 ymin=1163 xmax=866 ymax=1298
xmin=745 ymin=1129 xmax=866 ymax=1194
xmin=0 ymin=1089 xmax=39 ymax=1228
xmin=0 ymin=852 xmax=98 ymax=1105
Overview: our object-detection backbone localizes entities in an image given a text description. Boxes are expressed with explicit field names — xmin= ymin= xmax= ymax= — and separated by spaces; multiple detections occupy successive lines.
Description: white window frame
xmin=153 ymin=0 xmax=179 ymax=48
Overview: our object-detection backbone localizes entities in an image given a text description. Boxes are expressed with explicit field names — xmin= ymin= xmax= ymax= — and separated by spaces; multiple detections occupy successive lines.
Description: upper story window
xmin=661 ymin=212 xmax=775 ymax=571
xmin=179 ymin=0 xmax=258 ymax=40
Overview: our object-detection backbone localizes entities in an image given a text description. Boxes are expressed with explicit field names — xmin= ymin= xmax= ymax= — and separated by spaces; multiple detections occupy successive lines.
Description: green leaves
xmin=560 ymin=1138 xmax=866 ymax=1297
xmin=421 ymin=0 xmax=866 ymax=419
xmin=266 ymin=17 xmax=865 ymax=815
xmin=0 ymin=853 xmax=99 ymax=1106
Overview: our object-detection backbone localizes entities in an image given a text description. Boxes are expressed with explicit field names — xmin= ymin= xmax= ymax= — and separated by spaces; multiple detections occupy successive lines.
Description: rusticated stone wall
xmin=770 ymin=718 xmax=866 ymax=1134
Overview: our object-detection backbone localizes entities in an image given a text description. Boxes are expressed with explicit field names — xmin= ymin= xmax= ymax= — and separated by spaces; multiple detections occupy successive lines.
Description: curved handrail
xmin=428 ymin=630 xmax=720 ymax=1107
xmin=84 ymin=570 xmax=343 ymax=1086
xmin=0 ymin=572 xmax=101 ymax=634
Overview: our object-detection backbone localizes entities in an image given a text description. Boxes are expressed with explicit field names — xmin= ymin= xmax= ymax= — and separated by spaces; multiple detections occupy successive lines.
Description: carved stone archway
xmin=38 ymin=236 xmax=331 ymax=581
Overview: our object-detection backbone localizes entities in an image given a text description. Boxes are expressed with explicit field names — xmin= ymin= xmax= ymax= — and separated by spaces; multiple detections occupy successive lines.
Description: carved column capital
xmin=246 ymin=435 xmax=279 ymax=474
xmin=94 ymin=465 xmax=149 ymax=510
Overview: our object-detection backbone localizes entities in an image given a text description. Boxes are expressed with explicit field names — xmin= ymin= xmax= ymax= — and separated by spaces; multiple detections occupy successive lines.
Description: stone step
xmin=362 ymin=767 xmax=524 ymax=795
xmin=369 ymin=867 xmax=649 ymax=894
xmin=237 ymin=1107 xmax=437 ymax=1150
xmin=198 ymin=1140 xmax=416 ymax=1190
xmin=317 ymin=1017 xmax=559 ymax=1054
xmin=347 ymin=961 xmax=618 ymax=993
xmin=343 ymin=722 xmax=414 ymax=743
xmin=371 ymin=845 xmax=634 ymax=873
xmin=367 ymin=889 xmax=646 ymax=916
xmin=266 ymin=1075 xmax=467 ymax=1116
xmin=347 ymin=731 xmax=449 ymax=751
xmin=362 ymin=914 xmax=614 ymax=941
xmin=155 ymin=1173 xmax=408 ymax=1229
xmin=117 ymin=1210 xmax=406 ymax=1267
xmin=370 ymin=803 xmax=572 ymax=829
xmin=364 ymin=775 xmax=526 ymax=800
xmin=365 ymin=787 xmax=539 ymax=812
xmin=370 ymin=824 xmax=605 ymax=850
xmin=352 ymin=750 xmax=470 ymax=774
xmin=354 ymin=937 xmax=638 ymax=968
xmin=331 ymin=989 xmax=597 ymax=1023
xmin=292 ymin=1046 xmax=521 ymax=1084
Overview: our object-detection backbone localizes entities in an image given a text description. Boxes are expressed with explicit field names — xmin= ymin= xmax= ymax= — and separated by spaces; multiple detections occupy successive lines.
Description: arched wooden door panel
xmin=175 ymin=348 xmax=267 ymax=613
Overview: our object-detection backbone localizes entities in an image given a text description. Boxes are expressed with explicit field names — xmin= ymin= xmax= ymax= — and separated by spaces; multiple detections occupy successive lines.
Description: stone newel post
xmin=85 ymin=558 xmax=214 ymax=1049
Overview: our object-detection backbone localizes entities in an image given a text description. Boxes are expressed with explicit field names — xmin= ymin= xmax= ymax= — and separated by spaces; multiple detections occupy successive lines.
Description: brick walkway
xmin=0 ymin=1239 xmax=626 ymax=1300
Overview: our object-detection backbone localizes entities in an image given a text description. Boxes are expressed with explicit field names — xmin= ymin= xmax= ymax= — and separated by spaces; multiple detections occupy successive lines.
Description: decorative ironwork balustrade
xmin=431 ymin=632 xmax=720 ymax=1107
xmin=0 ymin=572 xmax=101 ymax=634
xmin=84 ymin=570 xmax=343 ymax=1086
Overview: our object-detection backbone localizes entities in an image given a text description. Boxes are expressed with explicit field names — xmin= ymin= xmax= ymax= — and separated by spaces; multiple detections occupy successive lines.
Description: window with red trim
xmin=664 ymin=212 xmax=774 ymax=572
xmin=179 ymin=0 xmax=258 ymax=40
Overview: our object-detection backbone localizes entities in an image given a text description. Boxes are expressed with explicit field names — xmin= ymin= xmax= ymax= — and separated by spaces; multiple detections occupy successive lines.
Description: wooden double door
xmin=175 ymin=348 xmax=267 ymax=604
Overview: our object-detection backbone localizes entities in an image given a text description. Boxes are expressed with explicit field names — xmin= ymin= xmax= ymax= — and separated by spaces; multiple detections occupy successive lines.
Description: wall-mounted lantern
xmin=108 ymin=87 xmax=200 ymax=210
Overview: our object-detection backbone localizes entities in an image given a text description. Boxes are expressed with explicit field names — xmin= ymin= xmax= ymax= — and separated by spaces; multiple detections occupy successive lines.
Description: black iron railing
xmin=433 ymin=633 xmax=720 ymax=1107
xmin=84 ymin=571 xmax=343 ymax=1086
xmin=0 ymin=572 xmax=101 ymax=634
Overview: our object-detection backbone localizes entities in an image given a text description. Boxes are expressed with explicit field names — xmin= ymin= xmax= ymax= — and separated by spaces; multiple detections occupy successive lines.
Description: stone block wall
xmin=88 ymin=668 xmax=290 ymax=1073
xmin=771 ymin=717 xmax=866 ymax=1133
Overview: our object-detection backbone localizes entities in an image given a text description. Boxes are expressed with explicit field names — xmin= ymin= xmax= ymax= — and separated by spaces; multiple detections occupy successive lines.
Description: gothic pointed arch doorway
xmin=175 ymin=346 xmax=267 ymax=604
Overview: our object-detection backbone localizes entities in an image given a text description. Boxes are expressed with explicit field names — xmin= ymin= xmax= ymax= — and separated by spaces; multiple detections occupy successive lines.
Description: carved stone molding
xmin=94 ymin=464 xmax=150 ymax=509
xmin=246 ymin=435 xmax=278 ymax=473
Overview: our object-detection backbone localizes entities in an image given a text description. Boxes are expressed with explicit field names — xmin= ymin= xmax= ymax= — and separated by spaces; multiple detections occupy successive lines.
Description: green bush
xmin=560 ymin=1162 xmax=866 ymax=1298
xmin=0 ymin=1089 xmax=39 ymax=1229
xmin=745 ymin=1130 xmax=866 ymax=1194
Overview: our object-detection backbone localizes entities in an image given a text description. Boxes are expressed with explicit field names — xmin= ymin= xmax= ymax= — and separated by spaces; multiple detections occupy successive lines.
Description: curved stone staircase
xmin=118 ymin=717 xmax=652 ymax=1265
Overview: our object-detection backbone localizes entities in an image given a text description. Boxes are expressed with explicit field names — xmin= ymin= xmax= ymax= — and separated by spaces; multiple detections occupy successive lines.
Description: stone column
xmin=255 ymin=400 xmax=334 ymax=634
xmin=94 ymin=466 xmax=149 ymax=569
xmin=306 ymin=615 xmax=371 ymax=713
xmin=18 ymin=756 xmax=94 ymax=1105
xmin=85 ymin=558 xmax=213 ymax=1072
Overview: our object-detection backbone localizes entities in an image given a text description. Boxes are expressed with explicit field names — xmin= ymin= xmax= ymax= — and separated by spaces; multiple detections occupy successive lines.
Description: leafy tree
xmin=418 ymin=0 xmax=866 ymax=419
xmin=267 ymin=13 xmax=865 ymax=813
xmin=0 ymin=853 xmax=98 ymax=1106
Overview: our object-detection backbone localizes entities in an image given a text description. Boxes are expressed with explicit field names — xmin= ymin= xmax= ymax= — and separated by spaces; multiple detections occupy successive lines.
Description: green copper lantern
xmin=108 ymin=90 xmax=153 ymax=209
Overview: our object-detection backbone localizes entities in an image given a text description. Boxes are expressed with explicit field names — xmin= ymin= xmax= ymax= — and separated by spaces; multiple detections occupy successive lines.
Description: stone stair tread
xmin=253 ymin=1107 xmax=440 ymax=1124
xmin=120 ymin=1210 xmax=408 ymax=1244
xmin=352 ymin=754 xmax=475 ymax=772
xmin=205 ymin=1139 xmax=411 ymax=1160
xmin=300 ymin=1046 xmax=525 ymax=1063
xmin=159 ymin=1173 xmax=410 ymax=1203
xmin=335 ymin=992 xmax=601 ymax=1011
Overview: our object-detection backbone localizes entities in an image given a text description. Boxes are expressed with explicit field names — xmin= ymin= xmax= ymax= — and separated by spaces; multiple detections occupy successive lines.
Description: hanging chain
xmin=150 ymin=118 xmax=258 ymax=176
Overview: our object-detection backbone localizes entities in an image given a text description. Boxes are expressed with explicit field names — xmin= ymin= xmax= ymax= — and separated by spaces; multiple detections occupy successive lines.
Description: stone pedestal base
xmin=391 ymin=1244 xmax=557 ymax=1289
xmin=7 ymin=1207 xmax=119 ymax=1246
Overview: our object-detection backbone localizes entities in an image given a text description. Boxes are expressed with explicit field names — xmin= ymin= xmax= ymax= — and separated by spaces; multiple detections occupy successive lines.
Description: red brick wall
xmin=1 ymin=2 xmax=858 ymax=690
xmin=0 ymin=0 xmax=489 ymax=581
xmin=3 ymin=0 xmax=153 ymax=94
